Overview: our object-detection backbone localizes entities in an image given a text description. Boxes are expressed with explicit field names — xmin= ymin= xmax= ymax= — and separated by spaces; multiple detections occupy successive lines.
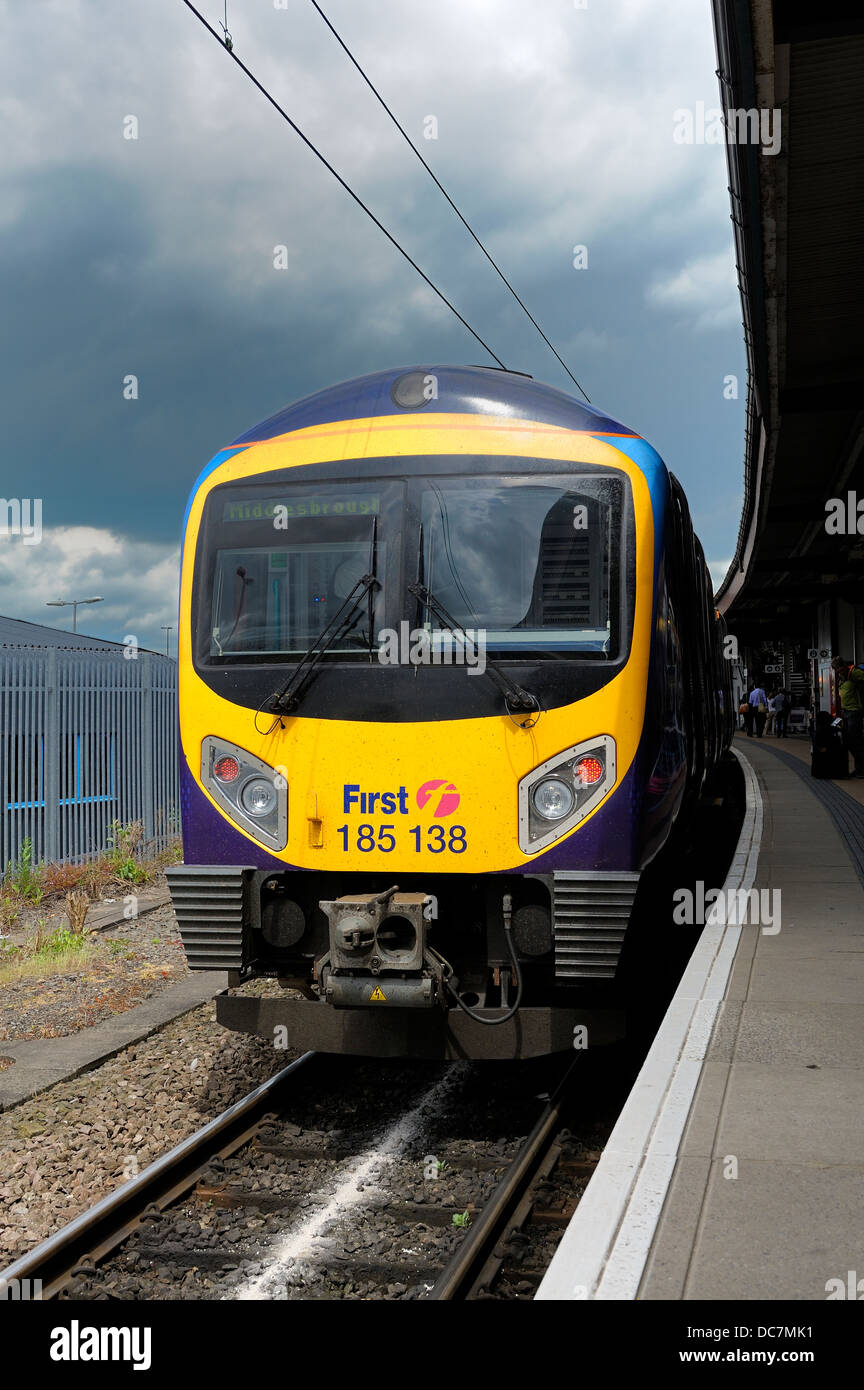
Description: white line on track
xmin=535 ymin=745 xmax=762 ymax=1300
xmin=236 ymin=1064 xmax=469 ymax=1300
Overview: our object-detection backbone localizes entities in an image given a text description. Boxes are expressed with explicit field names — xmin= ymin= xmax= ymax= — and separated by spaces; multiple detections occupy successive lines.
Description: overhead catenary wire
xmin=308 ymin=0 xmax=590 ymax=403
xmin=179 ymin=0 xmax=507 ymax=370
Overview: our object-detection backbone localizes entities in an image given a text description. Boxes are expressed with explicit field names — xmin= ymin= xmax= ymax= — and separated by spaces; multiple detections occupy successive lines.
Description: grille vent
xmin=166 ymin=864 xmax=249 ymax=971
xmin=553 ymin=870 xmax=640 ymax=980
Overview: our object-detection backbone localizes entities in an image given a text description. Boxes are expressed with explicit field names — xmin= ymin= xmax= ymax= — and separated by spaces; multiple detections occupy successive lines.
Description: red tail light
xmin=214 ymin=755 xmax=240 ymax=782
xmin=575 ymin=756 xmax=603 ymax=786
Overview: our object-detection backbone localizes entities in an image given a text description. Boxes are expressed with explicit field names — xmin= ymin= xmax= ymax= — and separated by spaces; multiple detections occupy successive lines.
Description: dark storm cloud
xmin=1 ymin=0 xmax=745 ymax=648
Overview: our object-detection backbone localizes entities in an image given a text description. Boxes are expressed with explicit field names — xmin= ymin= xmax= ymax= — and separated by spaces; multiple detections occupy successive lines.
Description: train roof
xmin=230 ymin=365 xmax=640 ymax=446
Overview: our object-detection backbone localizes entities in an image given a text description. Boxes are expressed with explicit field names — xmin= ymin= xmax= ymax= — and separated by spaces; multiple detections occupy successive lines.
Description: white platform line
xmin=535 ymin=746 xmax=762 ymax=1301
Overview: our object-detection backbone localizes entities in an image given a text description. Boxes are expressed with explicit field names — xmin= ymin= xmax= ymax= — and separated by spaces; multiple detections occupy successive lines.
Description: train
xmin=166 ymin=365 xmax=733 ymax=1059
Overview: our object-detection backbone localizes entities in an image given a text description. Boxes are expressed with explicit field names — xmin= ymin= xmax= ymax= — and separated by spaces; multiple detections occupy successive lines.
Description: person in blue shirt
xmin=749 ymin=683 xmax=769 ymax=738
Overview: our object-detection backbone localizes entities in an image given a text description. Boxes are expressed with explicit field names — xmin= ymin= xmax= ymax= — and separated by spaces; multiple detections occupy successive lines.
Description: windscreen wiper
xmin=407 ymin=581 xmax=539 ymax=723
xmin=267 ymin=571 xmax=379 ymax=714
xmin=268 ymin=516 xmax=380 ymax=715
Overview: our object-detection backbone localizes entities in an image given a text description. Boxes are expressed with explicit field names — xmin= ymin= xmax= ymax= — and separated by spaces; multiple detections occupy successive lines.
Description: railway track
xmin=0 ymin=1052 xmax=318 ymax=1300
xmin=426 ymin=1060 xmax=601 ymax=1299
xmin=1 ymin=1050 xmax=616 ymax=1301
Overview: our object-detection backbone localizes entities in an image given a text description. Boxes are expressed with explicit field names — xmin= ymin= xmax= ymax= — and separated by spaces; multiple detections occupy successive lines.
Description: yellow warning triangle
xmin=369 ymin=985 xmax=387 ymax=1002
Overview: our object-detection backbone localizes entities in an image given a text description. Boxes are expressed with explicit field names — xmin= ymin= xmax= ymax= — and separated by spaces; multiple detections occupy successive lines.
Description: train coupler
xmin=317 ymin=887 xmax=444 ymax=1008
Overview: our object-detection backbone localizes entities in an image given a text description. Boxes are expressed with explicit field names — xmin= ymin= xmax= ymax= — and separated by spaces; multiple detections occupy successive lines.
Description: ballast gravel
xmin=0 ymin=982 xmax=294 ymax=1267
xmin=71 ymin=1057 xmax=544 ymax=1301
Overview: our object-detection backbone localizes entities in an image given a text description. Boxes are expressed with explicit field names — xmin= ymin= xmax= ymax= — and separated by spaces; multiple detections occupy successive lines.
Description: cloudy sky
xmin=1 ymin=0 xmax=744 ymax=652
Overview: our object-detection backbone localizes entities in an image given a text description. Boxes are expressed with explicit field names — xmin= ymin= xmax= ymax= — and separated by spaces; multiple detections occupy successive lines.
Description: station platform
xmin=737 ymin=724 xmax=864 ymax=807
xmin=537 ymin=734 xmax=864 ymax=1301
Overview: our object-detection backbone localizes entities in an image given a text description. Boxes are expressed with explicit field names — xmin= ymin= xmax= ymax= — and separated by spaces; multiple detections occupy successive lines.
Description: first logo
xmin=416 ymin=780 xmax=460 ymax=817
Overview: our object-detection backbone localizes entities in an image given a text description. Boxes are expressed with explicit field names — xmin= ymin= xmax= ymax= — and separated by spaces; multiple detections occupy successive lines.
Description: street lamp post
xmin=46 ymin=597 xmax=103 ymax=634
xmin=161 ymin=625 xmax=174 ymax=657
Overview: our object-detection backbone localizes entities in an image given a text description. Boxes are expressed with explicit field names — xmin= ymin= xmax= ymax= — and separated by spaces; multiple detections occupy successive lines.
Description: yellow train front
xmin=167 ymin=366 xmax=731 ymax=1059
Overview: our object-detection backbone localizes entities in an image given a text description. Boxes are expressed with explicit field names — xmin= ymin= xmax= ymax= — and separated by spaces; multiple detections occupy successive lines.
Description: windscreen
xmin=195 ymin=465 xmax=626 ymax=666
xmin=204 ymin=485 xmax=393 ymax=658
xmin=419 ymin=475 xmax=621 ymax=656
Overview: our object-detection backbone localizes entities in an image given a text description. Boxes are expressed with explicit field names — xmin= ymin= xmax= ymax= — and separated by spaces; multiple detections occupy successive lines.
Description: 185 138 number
xmin=336 ymin=824 xmax=467 ymax=853
xmin=411 ymin=825 xmax=466 ymax=854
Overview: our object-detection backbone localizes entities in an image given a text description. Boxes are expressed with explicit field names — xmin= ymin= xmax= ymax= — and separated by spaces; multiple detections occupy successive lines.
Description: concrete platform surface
xmin=86 ymin=884 xmax=171 ymax=931
xmin=0 ymin=884 xmax=171 ymax=952
xmin=640 ymin=738 xmax=864 ymax=1300
xmin=740 ymin=726 xmax=864 ymax=806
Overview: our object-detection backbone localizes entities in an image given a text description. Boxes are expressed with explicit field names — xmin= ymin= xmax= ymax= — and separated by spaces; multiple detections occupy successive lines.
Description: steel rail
xmin=0 ymin=1051 xmax=316 ymax=1298
xmin=425 ymin=1056 xmax=581 ymax=1300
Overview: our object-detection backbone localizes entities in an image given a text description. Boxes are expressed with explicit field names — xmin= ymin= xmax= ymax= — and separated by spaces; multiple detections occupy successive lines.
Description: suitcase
xmin=811 ymin=722 xmax=848 ymax=779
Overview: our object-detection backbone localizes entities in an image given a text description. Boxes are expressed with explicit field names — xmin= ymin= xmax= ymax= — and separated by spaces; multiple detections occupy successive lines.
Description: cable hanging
xmin=179 ymin=0 xmax=507 ymax=370
xmin=308 ymin=0 xmax=590 ymax=402
xmin=219 ymin=0 xmax=232 ymax=51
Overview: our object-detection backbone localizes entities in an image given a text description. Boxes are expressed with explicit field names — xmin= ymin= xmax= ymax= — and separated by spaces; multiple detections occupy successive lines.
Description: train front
xmin=167 ymin=366 xmax=663 ymax=1059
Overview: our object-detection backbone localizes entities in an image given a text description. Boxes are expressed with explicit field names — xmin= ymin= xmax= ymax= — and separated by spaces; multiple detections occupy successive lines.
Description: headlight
xmin=518 ymin=735 xmax=616 ymax=854
xmin=574 ymin=756 xmax=603 ymax=786
xmin=240 ymin=777 xmax=278 ymax=818
xmin=201 ymin=737 xmax=287 ymax=850
xmin=532 ymin=778 xmax=575 ymax=821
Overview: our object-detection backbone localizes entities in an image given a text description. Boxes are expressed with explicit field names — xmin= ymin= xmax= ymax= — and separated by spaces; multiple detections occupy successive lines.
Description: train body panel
xmin=168 ymin=366 xmax=732 ymax=1058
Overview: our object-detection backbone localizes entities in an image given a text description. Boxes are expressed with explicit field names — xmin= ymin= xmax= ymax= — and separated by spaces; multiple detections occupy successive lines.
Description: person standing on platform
xmin=749 ymin=682 xmax=769 ymax=738
xmin=774 ymin=687 xmax=790 ymax=738
xmin=765 ymin=692 xmax=777 ymax=736
xmin=832 ymin=658 xmax=864 ymax=778
xmin=743 ymin=685 xmax=756 ymax=736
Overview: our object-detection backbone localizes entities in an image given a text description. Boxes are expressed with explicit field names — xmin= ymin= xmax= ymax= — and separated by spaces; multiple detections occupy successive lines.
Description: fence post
xmin=44 ymin=648 xmax=60 ymax=863
xmin=140 ymin=652 xmax=155 ymax=844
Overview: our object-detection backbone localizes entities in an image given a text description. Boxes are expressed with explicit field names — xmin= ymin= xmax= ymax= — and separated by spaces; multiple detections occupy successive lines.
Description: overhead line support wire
xmin=179 ymin=0 xmax=508 ymax=370
xmin=308 ymin=0 xmax=590 ymax=402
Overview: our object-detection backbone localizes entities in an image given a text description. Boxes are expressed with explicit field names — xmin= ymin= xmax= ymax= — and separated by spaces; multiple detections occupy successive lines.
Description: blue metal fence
xmin=0 ymin=647 xmax=178 ymax=870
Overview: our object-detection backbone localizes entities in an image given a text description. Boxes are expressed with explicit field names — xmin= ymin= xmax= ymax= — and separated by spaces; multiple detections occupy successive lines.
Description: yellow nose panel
xmin=179 ymin=415 xmax=654 ymax=870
